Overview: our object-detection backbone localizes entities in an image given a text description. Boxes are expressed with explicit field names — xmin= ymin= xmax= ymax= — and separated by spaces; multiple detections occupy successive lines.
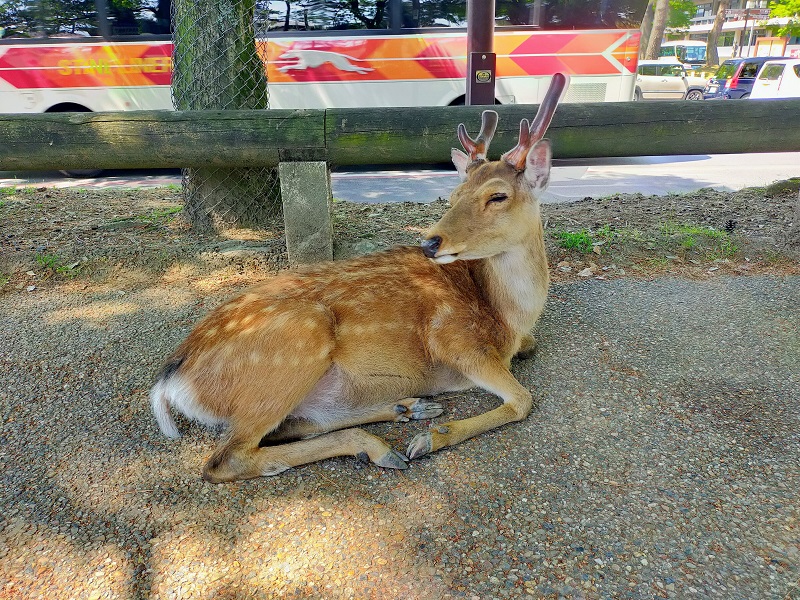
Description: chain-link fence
xmin=171 ymin=0 xmax=281 ymax=230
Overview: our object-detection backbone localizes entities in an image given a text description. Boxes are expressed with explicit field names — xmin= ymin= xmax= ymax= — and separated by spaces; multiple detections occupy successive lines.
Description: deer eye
xmin=486 ymin=193 xmax=508 ymax=205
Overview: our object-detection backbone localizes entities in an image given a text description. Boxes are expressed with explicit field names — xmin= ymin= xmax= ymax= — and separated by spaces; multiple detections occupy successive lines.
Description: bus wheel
xmin=45 ymin=104 xmax=104 ymax=178
xmin=633 ymin=88 xmax=642 ymax=101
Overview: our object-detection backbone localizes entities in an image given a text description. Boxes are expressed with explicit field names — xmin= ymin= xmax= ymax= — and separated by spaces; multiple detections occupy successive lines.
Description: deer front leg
xmin=260 ymin=397 xmax=445 ymax=444
xmin=406 ymin=354 xmax=533 ymax=460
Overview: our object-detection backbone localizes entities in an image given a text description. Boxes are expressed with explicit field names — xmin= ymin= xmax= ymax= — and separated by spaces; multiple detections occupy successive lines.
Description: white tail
xmin=151 ymin=73 xmax=570 ymax=483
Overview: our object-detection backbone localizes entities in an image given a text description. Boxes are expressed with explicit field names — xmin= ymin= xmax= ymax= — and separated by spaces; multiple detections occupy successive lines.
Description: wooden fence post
xmin=278 ymin=162 xmax=334 ymax=265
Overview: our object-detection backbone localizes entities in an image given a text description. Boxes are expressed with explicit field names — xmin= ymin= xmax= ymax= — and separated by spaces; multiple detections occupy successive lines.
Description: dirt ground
xmin=1 ymin=180 xmax=798 ymax=297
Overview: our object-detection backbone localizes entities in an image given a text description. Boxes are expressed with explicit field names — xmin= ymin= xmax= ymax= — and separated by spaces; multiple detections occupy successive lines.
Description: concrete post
xmin=278 ymin=161 xmax=333 ymax=265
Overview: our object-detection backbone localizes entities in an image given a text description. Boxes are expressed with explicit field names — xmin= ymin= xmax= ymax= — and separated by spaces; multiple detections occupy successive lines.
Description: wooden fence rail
xmin=3 ymin=100 xmax=799 ymax=264
xmin=2 ymin=99 xmax=800 ymax=172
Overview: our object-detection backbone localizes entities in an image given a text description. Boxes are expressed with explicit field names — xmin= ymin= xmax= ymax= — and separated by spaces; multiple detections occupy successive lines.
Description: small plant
xmin=558 ymin=230 xmax=594 ymax=253
xmin=34 ymin=253 xmax=82 ymax=277
xmin=0 ymin=273 xmax=10 ymax=287
xmin=594 ymin=224 xmax=616 ymax=242
xmin=35 ymin=253 xmax=61 ymax=270
xmin=709 ymin=238 xmax=739 ymax=260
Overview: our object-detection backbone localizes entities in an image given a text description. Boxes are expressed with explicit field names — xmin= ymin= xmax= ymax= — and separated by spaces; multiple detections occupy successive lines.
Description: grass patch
xmin=660 ymin=222 xmax=727 ymax=240
xmin=146 ymin=206 xmax=183 ymax=221
xmin=0 ymin=186 xmax=38 ymax=197
xmin=106 ymin=205 xmax=183 ymax=228
xmin=34 ymin=253 xmax=82 ymax=277
xmin=557 ymin=230 xmax=594 ymax=253
xmin=660 ymin=222 xmax=738 ymax=260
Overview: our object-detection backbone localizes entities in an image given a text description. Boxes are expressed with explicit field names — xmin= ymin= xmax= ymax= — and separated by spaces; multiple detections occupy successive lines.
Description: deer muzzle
xmin=421 ymin=236 xmax=442 ymax=259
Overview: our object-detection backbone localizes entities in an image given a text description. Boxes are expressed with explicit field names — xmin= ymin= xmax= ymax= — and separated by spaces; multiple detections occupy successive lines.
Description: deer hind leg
xmin=514 ymin=334 xmax=538 ymax=361
xmin=406 ymin=350 xmax=533 ymax=460
xmin=202 ymin=376 xmax=431 ymax=482
xmin=260 ymin=396 xmax=445 ymax=444
xmin=204 ymin=427 xmax=410 ymax=483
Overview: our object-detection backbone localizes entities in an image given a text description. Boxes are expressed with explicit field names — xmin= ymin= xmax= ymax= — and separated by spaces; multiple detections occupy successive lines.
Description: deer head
xmin=421 ymin=73 xmax=569 ymax=264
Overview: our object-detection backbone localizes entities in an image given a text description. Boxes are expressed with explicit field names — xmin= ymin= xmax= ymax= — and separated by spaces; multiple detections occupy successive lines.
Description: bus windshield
xmin=659 ymin=44 xmax=707 ymax=65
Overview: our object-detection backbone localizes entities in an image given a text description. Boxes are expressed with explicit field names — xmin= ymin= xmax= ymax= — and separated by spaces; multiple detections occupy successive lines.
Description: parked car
xmin=634 ymin=60 xmax=706 ymax=100
xmin=704 ymin=56 xmax=788 ymax=99
xmin=749 ymin=59 xmax=800 ymax=99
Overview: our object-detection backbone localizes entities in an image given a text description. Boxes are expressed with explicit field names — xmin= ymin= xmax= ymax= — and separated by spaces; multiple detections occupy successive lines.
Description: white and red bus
xmin=0 ymin=0 xmax=645 ymax=114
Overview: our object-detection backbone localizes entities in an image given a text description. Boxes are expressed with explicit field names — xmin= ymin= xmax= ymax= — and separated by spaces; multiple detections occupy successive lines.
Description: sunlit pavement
xmin=1 ymin=152 xmax=798 ymax=203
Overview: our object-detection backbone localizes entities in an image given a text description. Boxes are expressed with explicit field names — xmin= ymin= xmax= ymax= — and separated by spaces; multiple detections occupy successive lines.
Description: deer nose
xmin=421 ymin=236 xmax=442 ymax=258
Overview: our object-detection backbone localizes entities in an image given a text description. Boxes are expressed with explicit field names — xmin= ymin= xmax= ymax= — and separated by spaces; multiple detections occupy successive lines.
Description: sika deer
xmin=150 ymin=73 xmax=569 ymax=483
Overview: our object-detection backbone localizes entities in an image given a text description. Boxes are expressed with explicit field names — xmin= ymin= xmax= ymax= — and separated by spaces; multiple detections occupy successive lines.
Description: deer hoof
xmin=406 ymin=432 xmax=433 ymax=460
xmin=408 ymin=399 xmax=445 ymax=420
xmin=395 ymin=398 xmax=445 ymax=421
xmin=373 ymin=448 xmax=410 ymax=470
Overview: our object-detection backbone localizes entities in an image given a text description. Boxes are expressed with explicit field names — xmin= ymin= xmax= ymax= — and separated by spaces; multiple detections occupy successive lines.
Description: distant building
xmin=669 ymin=1 xmax=800 ymax=60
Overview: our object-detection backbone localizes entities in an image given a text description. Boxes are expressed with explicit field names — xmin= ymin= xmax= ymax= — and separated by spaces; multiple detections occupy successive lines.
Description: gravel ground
xmin=1 ymin=184 xmax=799 ymax=598
xmin=1 ymin=271 xmax=798 ymax=599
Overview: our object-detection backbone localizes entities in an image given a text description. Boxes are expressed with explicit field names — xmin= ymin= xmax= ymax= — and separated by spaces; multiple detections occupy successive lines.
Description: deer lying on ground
xmin=150 ymin=73 xmax=569 ymax=483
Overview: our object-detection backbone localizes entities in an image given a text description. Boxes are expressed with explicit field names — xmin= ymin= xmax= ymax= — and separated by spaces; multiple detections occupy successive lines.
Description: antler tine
xmin=528 ymin=72 xmax=569 ymax=142
xmin=458 ymin=110 xmax=499 ymax=161
xmin=500 ymin=118 xmax=531 ymax=171
xmin=502 ymin=73 xmax=569 ymax=170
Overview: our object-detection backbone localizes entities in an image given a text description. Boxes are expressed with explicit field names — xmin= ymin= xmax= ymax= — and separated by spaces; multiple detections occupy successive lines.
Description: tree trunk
xmin=639 ymin=0 xmax=656 ymax=59
xmin=172 ymin=0 xmax=281 ymax=230
xmin=705 ymin=0 xmax=730 ymax=66
xmin=645 ymin=0 xmax=670 ymax=60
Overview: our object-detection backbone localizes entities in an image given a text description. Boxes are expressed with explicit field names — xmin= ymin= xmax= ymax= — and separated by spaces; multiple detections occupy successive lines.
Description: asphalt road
xmin=1 ymin=152 xmax=799 ymax=203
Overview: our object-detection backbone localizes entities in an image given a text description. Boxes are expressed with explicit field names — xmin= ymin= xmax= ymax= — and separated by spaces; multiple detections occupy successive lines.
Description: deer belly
xmin=419 ymin=364 xmax=474 ymax=396
xmin=290 ymin=361 xmax=463 ymax=425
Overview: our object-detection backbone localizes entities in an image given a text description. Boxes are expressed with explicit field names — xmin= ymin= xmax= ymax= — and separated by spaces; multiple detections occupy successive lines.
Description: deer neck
xmin=472 ymin=220 xmax=549 ymax=336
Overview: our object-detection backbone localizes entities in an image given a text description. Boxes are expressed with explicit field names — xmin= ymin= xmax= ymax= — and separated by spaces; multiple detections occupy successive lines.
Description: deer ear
xmin=451 ymin=148 xmax=470 ymax=181
xmin=524 ymin=140 xmax=551 ymax=193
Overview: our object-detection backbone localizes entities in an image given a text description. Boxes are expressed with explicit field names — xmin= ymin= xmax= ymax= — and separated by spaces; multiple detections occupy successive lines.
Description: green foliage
xmin=668 ymin=0 xmax=697 ymax=29
xmin=770 ymin=0 xmax=800 ymax=37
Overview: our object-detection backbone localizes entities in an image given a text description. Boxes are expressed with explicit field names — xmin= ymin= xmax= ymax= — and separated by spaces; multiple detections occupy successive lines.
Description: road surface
xmin=1 ymin=152 xmax=798 ymax=203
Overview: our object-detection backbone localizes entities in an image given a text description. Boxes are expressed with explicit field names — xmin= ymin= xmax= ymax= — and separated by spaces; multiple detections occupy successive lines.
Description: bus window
xmin=510 ymin=0 xmax=646 ymax=29
xmin=258 ymin=1 xmax=389 ymax=32
xmin=400 ymin=1 xmax=466 ymax=28
xmin=0 ymin=0 xmax=171 ymax=38
xmin=397 ymin=0 xmax=647 ymax=30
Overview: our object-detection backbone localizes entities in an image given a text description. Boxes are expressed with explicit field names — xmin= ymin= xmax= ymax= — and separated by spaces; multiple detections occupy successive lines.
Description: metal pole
xmin=466 ymin=0 xmax=496 ymax=105
xmin=95 ymin=0 xmax=111 ymax=38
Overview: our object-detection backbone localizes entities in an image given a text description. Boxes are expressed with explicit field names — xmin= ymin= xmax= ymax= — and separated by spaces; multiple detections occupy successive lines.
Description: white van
xmin=750 ymin=59 xmax=800 ymax=99
xmin=635 ymin=60 xmax=707 ymax=100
